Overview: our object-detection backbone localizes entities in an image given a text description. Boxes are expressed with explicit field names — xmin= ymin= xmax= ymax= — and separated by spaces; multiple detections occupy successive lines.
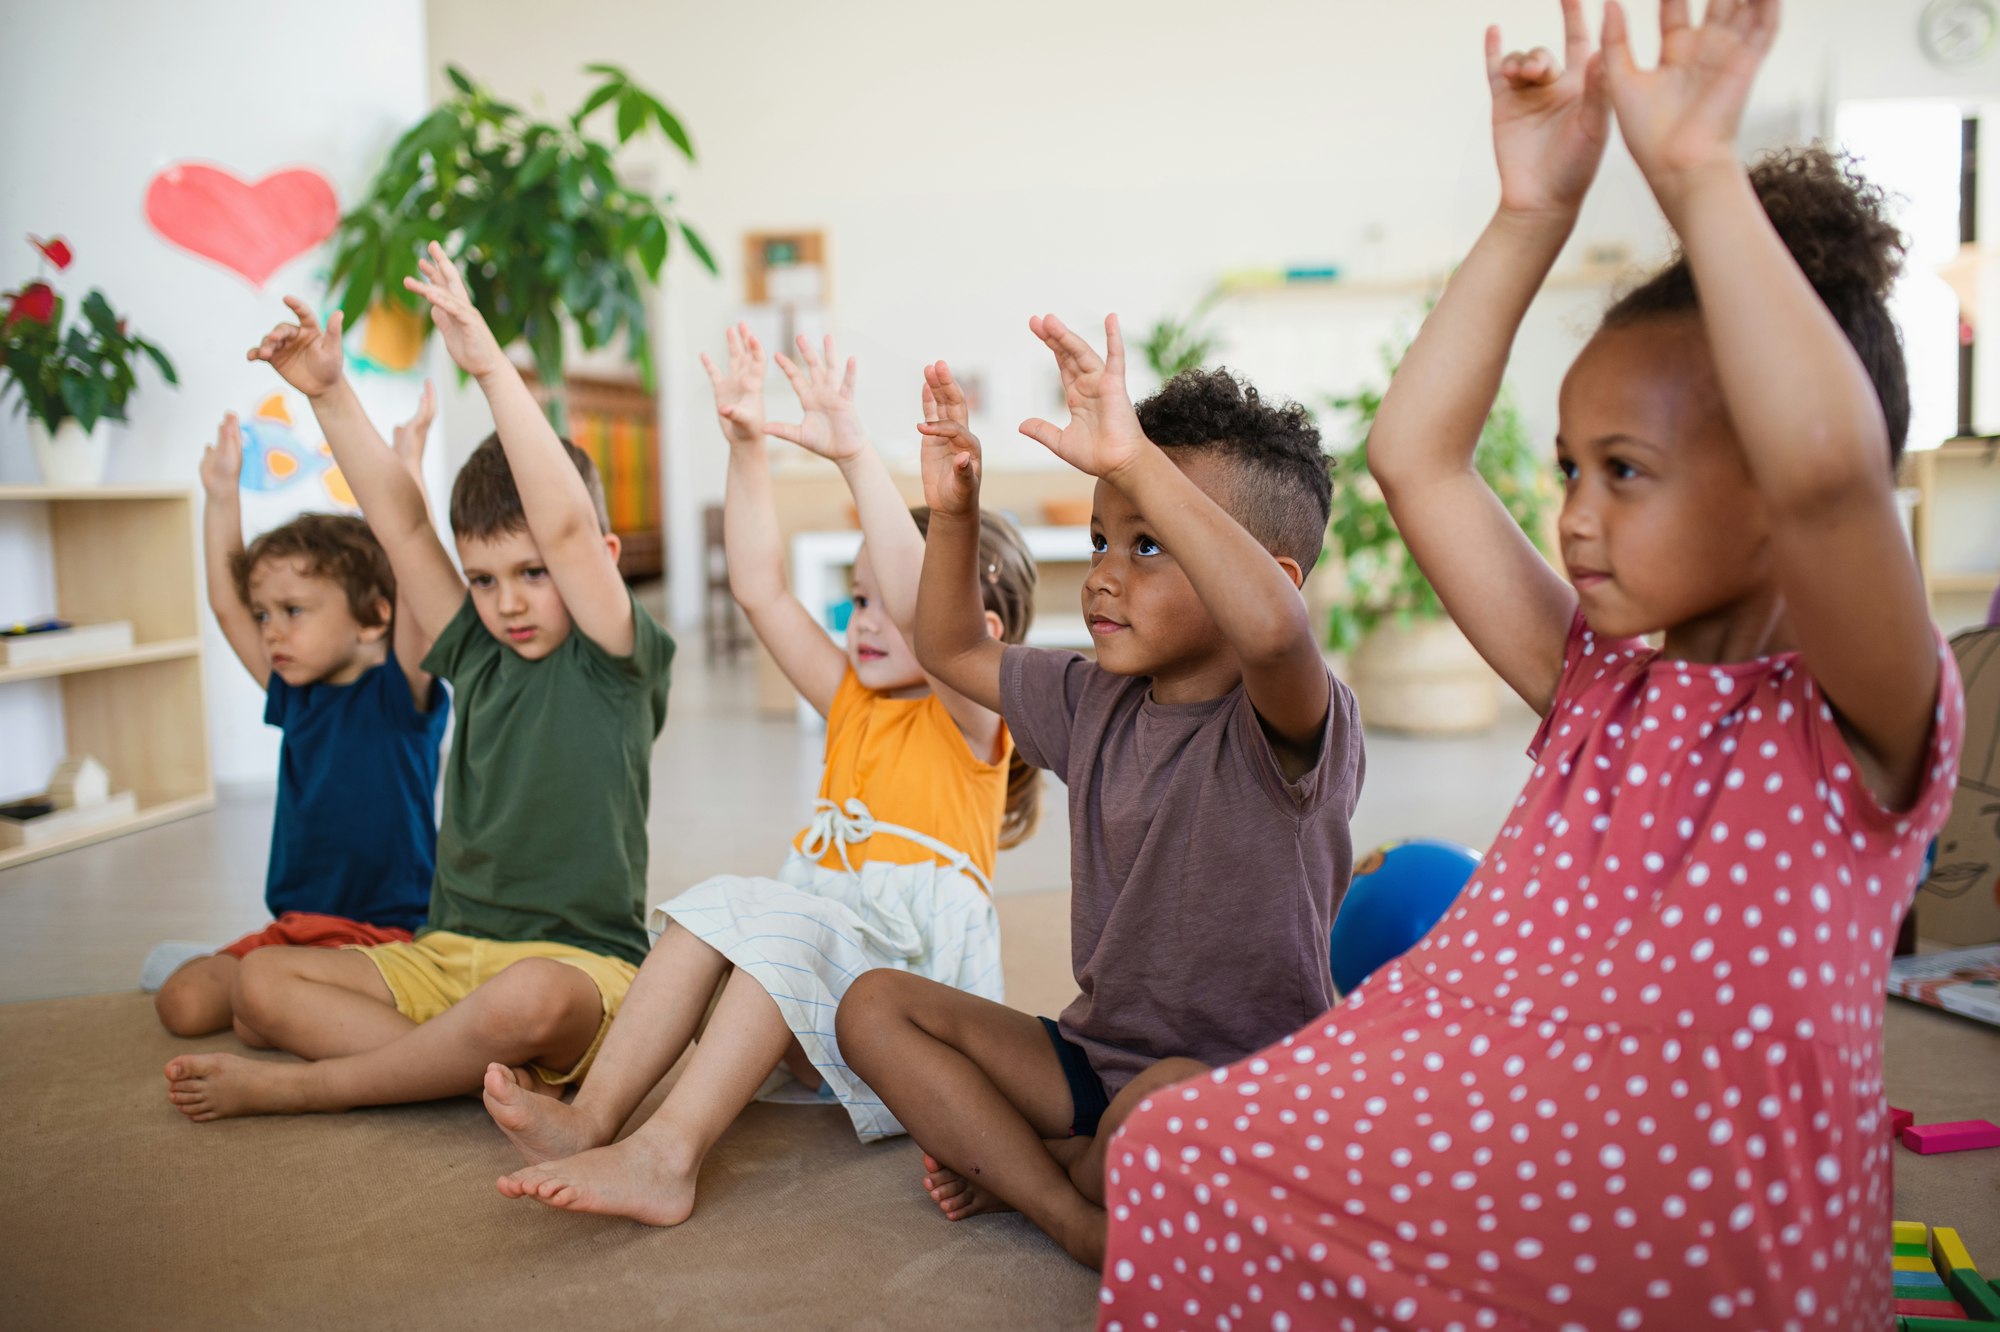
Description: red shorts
xmin=218 ymin=911 xmax=415 ymax=959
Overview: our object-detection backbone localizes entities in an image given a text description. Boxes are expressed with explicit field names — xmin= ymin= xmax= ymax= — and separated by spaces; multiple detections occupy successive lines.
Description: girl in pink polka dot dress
xmin=1096 ymin=2 xmax=1965 ymax=1329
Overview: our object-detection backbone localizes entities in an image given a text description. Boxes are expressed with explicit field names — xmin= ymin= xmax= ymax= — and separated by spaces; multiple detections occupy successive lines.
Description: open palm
xmin=919 ymin=360 xmax=981 ymax=517
xmin=768 ymin=335 xmax=864 ymax=463
xmin=1018 ymin=313 xmax=1145 ymax=479
xmin=1489 ymin=0 xmax=1611 ymax=218
xmin=700 ymin=322 xmax=766 ymax=448
xmin=1602 ymin=0 xmax=1778 ymax=189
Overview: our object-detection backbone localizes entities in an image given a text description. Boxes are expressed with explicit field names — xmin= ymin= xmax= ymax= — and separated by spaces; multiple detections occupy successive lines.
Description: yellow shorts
xmin=350 ymin=930 xmax=639 ymax=1085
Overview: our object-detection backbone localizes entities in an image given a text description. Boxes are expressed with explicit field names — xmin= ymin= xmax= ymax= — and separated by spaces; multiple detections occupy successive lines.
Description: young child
xmin=1097 ymin=4 xmax=1964 ymax=1329
xmin=837 ymin=337 xmax=1364 ymax=1270
xmin=153 ymin=395 xmax=446 ymax=1038
xmin=164 ymin=244 xmax=673 ymax=1119
xmin=480 ymin=325 xmax=1040 ymax=1226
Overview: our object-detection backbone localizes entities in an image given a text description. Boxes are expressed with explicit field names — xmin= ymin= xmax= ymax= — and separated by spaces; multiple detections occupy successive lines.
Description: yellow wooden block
xmin=1931 ymin=1226 xmax=1979 ymax=1275
xmin=1895 ymin=1253 xmax=1940 ymax=1273
xmin=1896 ymin=1221 xmax=1930 ymax=1248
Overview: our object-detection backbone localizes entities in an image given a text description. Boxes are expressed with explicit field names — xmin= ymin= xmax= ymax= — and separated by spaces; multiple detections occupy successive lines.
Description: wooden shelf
xmin=0 ymin=485 xmax=195 ymax=502
xmin=0 ymin=637 xmax=201 ymax=686
xmin=0 ymin=793 xmax=215 ymax=873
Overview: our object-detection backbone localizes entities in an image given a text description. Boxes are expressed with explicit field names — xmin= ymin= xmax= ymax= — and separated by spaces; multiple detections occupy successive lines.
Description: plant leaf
xmin=615 ymin=91 xmax=645 ymax=144
xmin=516 ymin=143 xmax=560 ymax=190
xmin=445 ymin=65 xmax=476 ymax=95
xmin=677 ymin=221 xmax=717 ymax=274
xmin=635 ymin=215 xmax=669 ymax=278
xmin=575 ymin=82 xmax=620 ymax=125
xmin=646 ymin=96 xmax=695 ymax=160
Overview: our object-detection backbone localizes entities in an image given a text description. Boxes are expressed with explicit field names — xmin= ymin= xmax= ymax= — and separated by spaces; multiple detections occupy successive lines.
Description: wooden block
xmin=1934 ymin=1227 xmax=1983 ymax=1276
xmin=1892 ymin=1300 xmax=1967 ymax=1319
xmin=1901 ymin=1121 xmax=2000 ymax=1155
xmin=1897 ymin=1318 xmax=2000 ymax=1332
xmin=1906 ymin=1254 xmax=1951 ymax=1273
xmin=1899 ymin=1222 xmax=1933 ymax=1247
xmin=1892 ymin=1106 xmax=1916 ymax=1134
xmin=1949 ymin=1268 xmax=2000 ymax=1322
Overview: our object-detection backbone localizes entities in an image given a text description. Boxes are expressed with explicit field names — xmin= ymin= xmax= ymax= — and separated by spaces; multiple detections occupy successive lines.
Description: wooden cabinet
xmin=0 ymin=486 xmax=214 ymax=870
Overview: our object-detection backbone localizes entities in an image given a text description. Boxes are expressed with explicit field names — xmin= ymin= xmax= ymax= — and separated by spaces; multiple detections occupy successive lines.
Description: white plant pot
xmin=1349 ymin=617 xmax=1501 ymax=735
xmin=28 ymin=418 xmax=109 ymax=487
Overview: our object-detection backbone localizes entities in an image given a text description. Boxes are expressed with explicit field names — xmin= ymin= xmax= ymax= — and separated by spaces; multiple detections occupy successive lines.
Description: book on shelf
xmin=1888 ymin=944 xmax=2000 ymax=1028
xmin=0 ymin=790 xmax=138 ymax=849
xmin=0 ymin=620 xmax=134 ymax=666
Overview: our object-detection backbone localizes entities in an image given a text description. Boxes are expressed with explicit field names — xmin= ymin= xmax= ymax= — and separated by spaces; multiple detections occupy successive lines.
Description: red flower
xmin=5 ymin=282 xmax=55 ymax=328
xmin=30 ymin=235 xmax=73 ymax=271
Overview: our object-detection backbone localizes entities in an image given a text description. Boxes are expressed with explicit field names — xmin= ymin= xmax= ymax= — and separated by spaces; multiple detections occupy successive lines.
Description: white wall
xmin=422 ymin=0 xmax=1995 ymax=631
xmin=0 ymin=0 xmax=434 ymax=792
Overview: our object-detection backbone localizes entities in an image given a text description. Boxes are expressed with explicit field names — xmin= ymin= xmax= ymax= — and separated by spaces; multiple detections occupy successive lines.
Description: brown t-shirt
xmin=1000 ymin=645 xmax=1364 ymax=1096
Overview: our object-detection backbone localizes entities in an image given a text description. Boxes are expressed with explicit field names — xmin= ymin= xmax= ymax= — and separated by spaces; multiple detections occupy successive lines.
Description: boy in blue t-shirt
xmin=154 ymin=400 xmax=447 ymax=1038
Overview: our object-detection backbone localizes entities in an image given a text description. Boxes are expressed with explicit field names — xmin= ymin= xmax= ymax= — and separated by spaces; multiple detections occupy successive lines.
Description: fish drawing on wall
xmin=238 ymin=394 xmax=355 ymax=508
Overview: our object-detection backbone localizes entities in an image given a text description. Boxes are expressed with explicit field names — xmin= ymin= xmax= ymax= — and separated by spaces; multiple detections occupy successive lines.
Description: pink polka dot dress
xmin=1098 ymin=616 xmax=1963 ymax=1332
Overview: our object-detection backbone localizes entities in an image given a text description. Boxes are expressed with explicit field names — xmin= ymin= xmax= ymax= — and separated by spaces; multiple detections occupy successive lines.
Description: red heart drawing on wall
xmin=144 ymin=163 xmax=340 ymax=287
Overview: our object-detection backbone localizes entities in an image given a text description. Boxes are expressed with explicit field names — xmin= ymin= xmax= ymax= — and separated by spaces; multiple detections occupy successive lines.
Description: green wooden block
xmin=1950 ymin=1268 xmax=2000 ymax=1322
xmin=1898 ymin=1318 xmax=2000 ymax=1332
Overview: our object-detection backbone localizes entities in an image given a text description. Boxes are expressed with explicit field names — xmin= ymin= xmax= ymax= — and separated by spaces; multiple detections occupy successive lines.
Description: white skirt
xmin=651 ymin=847 xmax=1003 ymax=1142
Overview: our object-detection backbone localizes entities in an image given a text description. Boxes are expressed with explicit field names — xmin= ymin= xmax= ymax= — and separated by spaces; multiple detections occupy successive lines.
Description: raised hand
xmin=392 ymin=378 xmax=437 ymax=476
xmin=246 ymin=296 xmax=346 ymax=399
xmin=1488 ymin=0 xmax=1611 ymax=219
xmin=200 ymin=413 xmax=244 ymax=497
xmin=700 ymin=322 xmax=768 ymax=448
xmin=1018 ymin=314 xmax=1146 ymax=480
xmin=766 ymin=335 xmax=866 ymax=463
xmin=918 ymin=361 xmax=982 ymax=518
xmin=403 ymin=241 xmax=507 ymax=380
xmin=1601 ymin=0 xmax=1779 ymax=197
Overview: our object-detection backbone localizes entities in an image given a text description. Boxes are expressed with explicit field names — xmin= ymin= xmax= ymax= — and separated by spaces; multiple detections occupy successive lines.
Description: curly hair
xmin=1603 ymin=144 xmax=1910 ymax=462
xmin=1135 ymin=367 xmax=1333 ymax=567
xmin=910 ymin=505 xmax=1044 ymax=849
xmin=232 ymin=513 xmax=394 ymax=628
xmin=449 ymin=431 xmax=611 ymax=541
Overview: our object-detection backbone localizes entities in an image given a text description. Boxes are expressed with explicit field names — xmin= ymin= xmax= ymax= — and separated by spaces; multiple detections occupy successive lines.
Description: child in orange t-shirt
xmin=478 ymin=326 xmax=1040 ymax=1225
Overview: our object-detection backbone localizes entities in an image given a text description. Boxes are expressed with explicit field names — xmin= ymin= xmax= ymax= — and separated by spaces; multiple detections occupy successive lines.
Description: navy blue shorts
xmin=1039 ymin=1016 xmax=1111 ymax=1138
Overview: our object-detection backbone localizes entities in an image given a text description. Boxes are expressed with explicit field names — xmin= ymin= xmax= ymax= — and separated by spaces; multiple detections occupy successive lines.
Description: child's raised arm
xmin=765 ymin=340 xmax=1004 ymax=756
xmin=766 ymin=337 xmax=925 ymax=632
xmin=199 ymin=413 xmax=268 ymax=688
xmin=385 ymin=380 xmax=440 ymax=706
xmin=1601 ymin=0 xmax=1938 ymax=803
xmin=1368 ymin=0 xmax=1610 ymax=716
xmin=1020 ymin=314 xmax=1329 ymax=766
xmin=913 ymin=388 xmax=1005 ymax=715
xmin=404 ymin=242 xmax=635 ymax=657
xmin=705 ymin=324 xmax=847 ymax=716
xmin=246 ymin=299 xmax=465 ymax=654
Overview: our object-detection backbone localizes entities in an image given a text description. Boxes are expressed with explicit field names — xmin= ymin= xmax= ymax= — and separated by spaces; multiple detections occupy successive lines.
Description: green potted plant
xmin=327 ymin=63 xmax=716 ymax=425
xmin=2 ymin=236 xmax=178 ymax=487
xmin=1320 ymin=332 xmax=1554 ymax=734
xmin=1139 ymin=295 xmax=1222 ymax=384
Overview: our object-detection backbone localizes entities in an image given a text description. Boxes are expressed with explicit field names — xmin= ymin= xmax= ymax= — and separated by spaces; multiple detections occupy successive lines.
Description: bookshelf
xmin=1906 ymin=437 xmax=2000 ymax=617
xmin=0 ymin=485 xmax=214 ymax=870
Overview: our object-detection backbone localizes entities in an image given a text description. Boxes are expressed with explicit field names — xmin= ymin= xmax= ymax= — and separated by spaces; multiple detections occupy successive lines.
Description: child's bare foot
xmin=921 ymin=1150 xmax=1014 ymax=1220
xmin=164 ymin=1053 xmax=309 ymax=1120
xmin=496 ymin=1128 xmax=699 ymax=1227
xmin=482 ymin=1063 xmax=596 ymax=1165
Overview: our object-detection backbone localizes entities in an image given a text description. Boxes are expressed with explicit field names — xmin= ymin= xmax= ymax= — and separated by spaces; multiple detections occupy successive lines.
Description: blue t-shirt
xmin=264 ymin=651 xmax=447 ymax=932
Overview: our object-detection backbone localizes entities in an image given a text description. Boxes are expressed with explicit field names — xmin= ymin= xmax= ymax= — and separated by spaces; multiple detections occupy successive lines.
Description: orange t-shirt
xmin=795 ymin=670 xmax=1012 ymax=884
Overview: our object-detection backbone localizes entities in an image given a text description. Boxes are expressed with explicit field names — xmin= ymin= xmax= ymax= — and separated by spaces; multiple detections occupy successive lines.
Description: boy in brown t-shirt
xmin=838 ymin=315 xmax=1363 ymax=1269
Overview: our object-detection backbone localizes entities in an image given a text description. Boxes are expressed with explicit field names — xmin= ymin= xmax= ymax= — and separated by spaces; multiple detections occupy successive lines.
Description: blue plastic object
xmin=1330 ymin=838 xmax=1481 ymax=994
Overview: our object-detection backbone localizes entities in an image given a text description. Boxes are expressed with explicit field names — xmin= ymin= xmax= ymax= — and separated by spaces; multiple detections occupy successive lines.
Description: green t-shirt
xmin=420 ymin=591 xmax=674 ymax=965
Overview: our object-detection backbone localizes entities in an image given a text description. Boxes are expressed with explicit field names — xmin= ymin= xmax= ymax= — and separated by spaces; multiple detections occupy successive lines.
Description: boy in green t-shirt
xmin=166 ymin=243 xmax=673 ymax=1120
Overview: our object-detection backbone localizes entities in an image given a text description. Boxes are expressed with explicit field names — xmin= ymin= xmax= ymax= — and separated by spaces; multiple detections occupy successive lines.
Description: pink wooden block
xmin=1898 ymin=1120 xmax=2000 ymax=1155
xmin=1890 ymin=1106 xmax=1915 ymax=1135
